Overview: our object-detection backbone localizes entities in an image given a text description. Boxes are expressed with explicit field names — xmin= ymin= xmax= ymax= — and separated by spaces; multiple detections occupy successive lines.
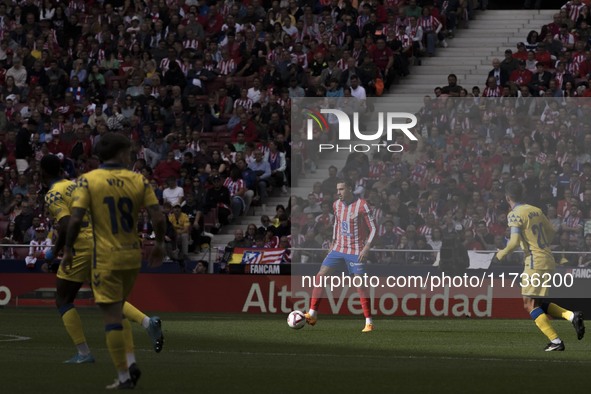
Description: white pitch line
xmin=0 ymin=334 xmax=31 ymax=342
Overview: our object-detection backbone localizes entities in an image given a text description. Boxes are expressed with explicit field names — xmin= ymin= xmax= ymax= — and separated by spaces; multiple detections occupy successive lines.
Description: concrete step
xmin=403 ymin=74 xmax=482 ymax=85
xmin=410 ymin=66 xmax=477 ymax=74
xmin=440 ymin=46 xmax=498 ymax=53
xmin=467 ymin=21 xmax=529 ymax=28
xmin=418 ymin=56 xmax=502 ymax=66
xmin=451 ymin=30 xmax=525 ymax=38
xmin=476 ymin=11 xmax=554 ymax=19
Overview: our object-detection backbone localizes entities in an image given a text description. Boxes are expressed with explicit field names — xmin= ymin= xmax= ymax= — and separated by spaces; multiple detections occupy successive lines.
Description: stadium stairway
xmin=203 ymin=156 xmax=346 ymax=254
xmin=380 ymin=9 xmax=556 ymax=110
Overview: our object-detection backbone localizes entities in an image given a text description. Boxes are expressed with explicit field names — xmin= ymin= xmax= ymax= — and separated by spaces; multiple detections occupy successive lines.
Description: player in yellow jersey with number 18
xmin=41 ymin=154 xmax=165 ymax=366
xmin=492 ymin=181 xmax=584 ymax=351
xmin=63 ymin=133 xmax=166 ymax=389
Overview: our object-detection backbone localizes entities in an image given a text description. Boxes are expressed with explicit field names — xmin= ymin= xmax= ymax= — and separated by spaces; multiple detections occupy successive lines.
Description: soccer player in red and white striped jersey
xmin=305 ymin=179 xmax=377 ymax=332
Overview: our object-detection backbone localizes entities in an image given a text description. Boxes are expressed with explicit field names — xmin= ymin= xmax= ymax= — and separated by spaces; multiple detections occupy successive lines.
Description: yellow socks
xmin=546 ymin=303 xmax=574 ymax=322
xmin=105 ymin=323 xmax=127 ymax=372
xmin=531 ymin=307 xmax=559 ymax=341
xmin=123 ymin=302 xmax=148 ymax=325
xmin=60 ymin=304 xmax=87 ymax=348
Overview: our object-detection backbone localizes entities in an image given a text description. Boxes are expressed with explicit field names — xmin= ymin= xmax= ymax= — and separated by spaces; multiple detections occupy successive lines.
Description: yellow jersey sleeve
xmin=45 ymin=180 xmax=74 ymax=222
xmin=507 ymin=209 xmax=524 ymax=230
xmin=71 ymin=176 xmax=91 ymax=211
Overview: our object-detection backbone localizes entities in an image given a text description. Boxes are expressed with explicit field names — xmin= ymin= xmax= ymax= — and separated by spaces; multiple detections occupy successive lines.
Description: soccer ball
xmin=287 ymin=310 xmax=306 ymax=329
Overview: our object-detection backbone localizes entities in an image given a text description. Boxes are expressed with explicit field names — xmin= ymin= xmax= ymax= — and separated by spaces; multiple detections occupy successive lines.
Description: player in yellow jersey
xmin=492 ymin=181 xmax=585 ymax=351
xmin=62 ymin=133 xmax=166 ymax=390
xmin=41 ymin=155 xmax=165 ymax=366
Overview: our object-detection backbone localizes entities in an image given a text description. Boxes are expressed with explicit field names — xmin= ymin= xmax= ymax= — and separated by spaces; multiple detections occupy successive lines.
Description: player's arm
xmin=63 ymin=177 xmax=91 ymax=269
xmin=45 ymin=191 xmax=70 ymax=261
xmin=542 ymin=215 xmax=556 ymax=246
xmin=64 ymin=208 xmax=85 ymax=252
xmin=359 ymin=203 xmax=376 ymax=262
xmin=495 ymin=229 xmax=521 ymax=261
xmin=330 ymin=202 xmax=338 ymax=250
xmin=143 ymin=175 xmax=166 ymax=266
xmin=147 ymin=203 xmax=166 ymax=267
xmin=147 ymin=204 xmax=165 ymax=242
xmin=49 ymin=216 xmax=69 ymax=259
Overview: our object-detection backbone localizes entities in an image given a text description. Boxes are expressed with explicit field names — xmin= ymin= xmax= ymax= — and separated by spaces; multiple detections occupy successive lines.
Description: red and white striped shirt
xmin=223 ymin=177 xmax=245 ymax=197
xmin=482 ymin=86 xmax=502 ymax=97
xmin=183 ymin=39 xmax=200 ymax=50
xmin=418 ymin=15 xmax=442 ymax=33
xmin=562 ymin=1 xmax=585 ymax=21
xmin=291 ymin=52 xmax=308 ymax=69
xmin=331 ymin=198 xmax=376 ymax=255
xmin=217 ymin=58 xmax=236 ymax=75
xmin=336 ymin=57 xmax=349 ymax=71
xmin=234 ymin=98 xmax=253 ymax=111
xmin=368 ymin=162 xmax=386 ymax=179
xmin=159 ymin=57 xmax=182 ymax=74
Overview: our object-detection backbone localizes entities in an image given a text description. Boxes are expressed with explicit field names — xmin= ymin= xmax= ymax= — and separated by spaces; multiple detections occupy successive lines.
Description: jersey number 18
xmin=103 ymin=196 xmax=134 ymax=234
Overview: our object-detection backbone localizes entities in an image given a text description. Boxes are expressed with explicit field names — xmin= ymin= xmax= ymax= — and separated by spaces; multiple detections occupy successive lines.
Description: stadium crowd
xmin=0 ymin=0 xmax=589 ymax=270
xmin=0 ymin=0 xmax=469 ymax=268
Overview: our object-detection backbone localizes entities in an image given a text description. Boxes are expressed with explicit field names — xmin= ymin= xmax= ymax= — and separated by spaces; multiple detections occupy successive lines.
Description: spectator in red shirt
xmin=513 ymin=42 xmax=529 ymax=61
xmin=231 ymin=112 xmax=258 ymax=143
xmin=46 ymin=130 xmax=68 ymax=154
xmin=369 ymin=37 xmax=394 ymax=88
xmin=153 ymin=151 xmax=181 ymax=185
xmin=509 ymin=61 xmax=533 ymax=92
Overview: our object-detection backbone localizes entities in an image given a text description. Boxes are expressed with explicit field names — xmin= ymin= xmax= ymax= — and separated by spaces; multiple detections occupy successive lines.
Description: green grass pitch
xmin=0 ymin=309 xmax=590 ymax=393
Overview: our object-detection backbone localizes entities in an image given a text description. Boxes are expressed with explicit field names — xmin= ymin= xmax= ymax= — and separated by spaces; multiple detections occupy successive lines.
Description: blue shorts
xmin=321 ymin=250 xmax=365 ymax=275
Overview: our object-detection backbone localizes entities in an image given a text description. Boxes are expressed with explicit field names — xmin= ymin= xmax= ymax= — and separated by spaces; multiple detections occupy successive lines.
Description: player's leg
xmin=121 ymin=317 xmax=142 ymax=387
xmin=122 ymin=302 xmax=164 ymax=353
xmin=306 ymin=252 xmax=339 ymax=325
xmin=95 ymin=268 xmax=140 ymax=389
xmin=524 ymin=297 xmax=564 ymax=351
xmin=101 ymin=301 xmax=134 ymax=389
xmin=348 ymin=256 xmax=373 ymax=332
xmin=541 ymin=302 xmax=585 ymax=340
xmin=56 ymin=278 xmax=95 ymax=363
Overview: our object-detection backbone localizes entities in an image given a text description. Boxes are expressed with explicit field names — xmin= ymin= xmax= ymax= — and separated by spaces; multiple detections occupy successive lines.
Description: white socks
xmin=126 ymin=353 xmax=136 ymax=367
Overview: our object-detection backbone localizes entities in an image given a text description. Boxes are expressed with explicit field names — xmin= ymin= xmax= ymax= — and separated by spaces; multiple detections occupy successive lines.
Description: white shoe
xmin=281 ymin=186 xmax=288 ymax=195
xmin=442 ymin=40 xmax=448 ymax=48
